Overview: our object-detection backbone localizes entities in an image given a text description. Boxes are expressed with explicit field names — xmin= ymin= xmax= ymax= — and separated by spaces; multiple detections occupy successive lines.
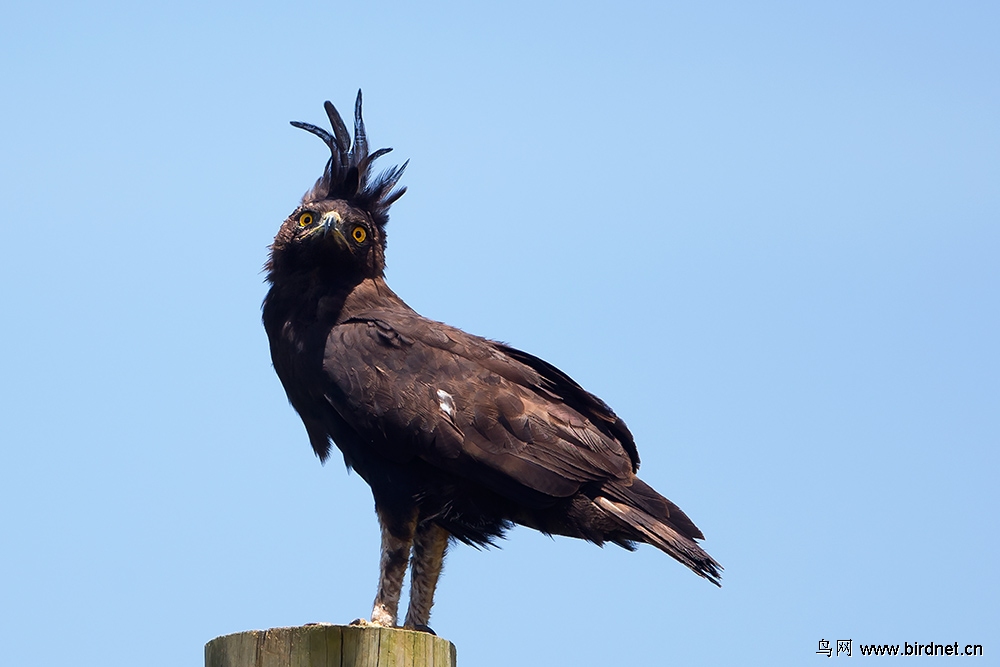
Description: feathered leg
xmin=403 ymin=521 xmax=450 ymax=631
xmin=369 ymin=505 xmax=418 ymax=626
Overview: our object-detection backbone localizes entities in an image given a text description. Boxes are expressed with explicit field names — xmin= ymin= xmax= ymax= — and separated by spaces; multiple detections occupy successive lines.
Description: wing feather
xmin=322 ymin=312 xmax=636 ymax=502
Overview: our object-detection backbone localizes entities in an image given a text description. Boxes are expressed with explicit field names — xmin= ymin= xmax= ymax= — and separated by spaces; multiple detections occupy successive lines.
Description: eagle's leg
xmin=402 ymin=520 xmax=450 ymax=631
xmin=370 ymin=505 xmax=418 ymax=627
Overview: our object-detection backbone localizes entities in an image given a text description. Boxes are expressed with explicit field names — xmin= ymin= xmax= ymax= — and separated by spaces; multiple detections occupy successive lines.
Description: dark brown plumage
xmin=263 ymin=91 xmax=721 ymax=631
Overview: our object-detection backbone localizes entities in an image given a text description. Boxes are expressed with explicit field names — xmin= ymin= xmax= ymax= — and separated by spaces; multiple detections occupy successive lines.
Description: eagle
xmin=263 ymin=91 xmax=721 ymax=632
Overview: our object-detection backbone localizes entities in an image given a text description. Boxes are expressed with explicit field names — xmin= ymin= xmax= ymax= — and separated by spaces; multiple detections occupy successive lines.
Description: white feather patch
xmin=436 ymin=389 xmax=456 ymax=419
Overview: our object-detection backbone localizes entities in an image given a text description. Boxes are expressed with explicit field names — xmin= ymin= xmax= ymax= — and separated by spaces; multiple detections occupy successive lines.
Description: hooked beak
xmin=318 ymin=211 xmax=349 ymax=250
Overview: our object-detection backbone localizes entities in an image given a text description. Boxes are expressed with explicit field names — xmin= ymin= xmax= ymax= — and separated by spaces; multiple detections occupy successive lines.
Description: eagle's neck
xmin=334 ymin=276 xmax=414 ymax=322
xmin=263 ymin=272 xmax=412 ymax=338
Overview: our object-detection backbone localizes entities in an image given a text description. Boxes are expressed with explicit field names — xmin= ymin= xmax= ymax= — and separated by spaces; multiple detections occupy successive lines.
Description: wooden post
xmin=205 ymin=625 xmax=457 ymax=667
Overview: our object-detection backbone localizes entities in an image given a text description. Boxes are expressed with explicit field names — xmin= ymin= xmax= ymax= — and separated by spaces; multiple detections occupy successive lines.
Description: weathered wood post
xmin=205 ymin=624 xmax=457 ymax=667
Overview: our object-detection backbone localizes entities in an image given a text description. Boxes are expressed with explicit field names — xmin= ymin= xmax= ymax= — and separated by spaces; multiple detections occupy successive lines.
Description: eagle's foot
xmin=350 ymin=617 xmax=391 ymax=628
xmin=355 ymin=605 xmax=396 ymax=628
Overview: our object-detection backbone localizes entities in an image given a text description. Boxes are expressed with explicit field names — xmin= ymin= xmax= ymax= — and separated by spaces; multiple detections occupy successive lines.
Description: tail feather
xmin=603 ymin=477 xmax=705 ymax=540
xmin=595 ymin=495 xmax=723 ymax=586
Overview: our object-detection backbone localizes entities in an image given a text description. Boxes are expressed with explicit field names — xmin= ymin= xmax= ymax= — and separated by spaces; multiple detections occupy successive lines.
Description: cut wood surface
xmin=205 ymin=624 xmax=457 ymax=667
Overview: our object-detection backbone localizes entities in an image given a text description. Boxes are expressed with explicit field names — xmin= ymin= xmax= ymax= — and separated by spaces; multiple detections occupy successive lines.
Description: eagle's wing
xmin=322 ymin=311 xmax=638 ymax=504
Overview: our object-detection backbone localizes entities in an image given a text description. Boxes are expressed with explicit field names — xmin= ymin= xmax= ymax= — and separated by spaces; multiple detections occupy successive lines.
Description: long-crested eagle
xmin=263 ymin=91 xmax=721 ymax=632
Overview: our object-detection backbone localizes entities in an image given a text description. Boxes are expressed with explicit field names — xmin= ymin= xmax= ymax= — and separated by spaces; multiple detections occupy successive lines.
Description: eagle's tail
xmin=594 ymin=478 xmax=723 ymax=586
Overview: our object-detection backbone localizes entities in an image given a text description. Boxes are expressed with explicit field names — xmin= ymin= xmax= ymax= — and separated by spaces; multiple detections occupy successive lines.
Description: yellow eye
xmin=352 ymin=226 xmax=367 ymax=243
xmin=298 ymin=212 xmax=314 ymax=227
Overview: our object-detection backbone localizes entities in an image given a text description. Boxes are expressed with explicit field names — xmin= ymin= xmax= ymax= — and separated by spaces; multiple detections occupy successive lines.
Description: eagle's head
xmin=266 ymin=91 xmax=407 ymax=284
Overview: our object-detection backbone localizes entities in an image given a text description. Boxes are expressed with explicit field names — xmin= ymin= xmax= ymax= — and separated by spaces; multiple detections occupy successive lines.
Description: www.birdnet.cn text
xmin=816 ymin=639 xmax=984 ymax=658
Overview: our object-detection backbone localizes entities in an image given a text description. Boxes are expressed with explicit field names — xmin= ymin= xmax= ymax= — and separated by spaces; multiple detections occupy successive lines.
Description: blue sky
xmin=2 ymin=2 xmax=997 ymax=665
